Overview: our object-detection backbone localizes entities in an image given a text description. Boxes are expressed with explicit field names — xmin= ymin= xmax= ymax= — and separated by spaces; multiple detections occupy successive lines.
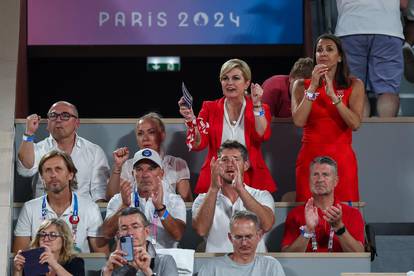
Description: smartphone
xmin=21 ymin=247 xmax=49 ymax=276
xmin=120 ymin=236 xmax=134 ymax=262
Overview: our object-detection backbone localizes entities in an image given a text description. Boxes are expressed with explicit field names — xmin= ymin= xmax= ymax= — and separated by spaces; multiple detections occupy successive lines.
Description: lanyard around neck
xmin=311 ymin=227 xmax=335 ymax=252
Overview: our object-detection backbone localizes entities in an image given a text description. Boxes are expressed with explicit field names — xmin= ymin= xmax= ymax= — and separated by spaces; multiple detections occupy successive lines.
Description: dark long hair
xmin=313 ymin=33 xmax=351 ymax=89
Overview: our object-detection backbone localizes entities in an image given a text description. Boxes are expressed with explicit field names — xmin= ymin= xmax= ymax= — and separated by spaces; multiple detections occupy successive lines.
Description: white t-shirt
xmin=14 ymin=192 xmax=104 ymax=253
xmin=192 ymin=185 xmax=275 ymax=253
xmin=120 ymin=154 xmax=190 ymax=195
xmin=16 ymin=134 xmax=110 ymax=201
xmin=106 ymin=191 xmax=186 ymax=249
xmin=335 ymin=0 xmax=404 ymax=39
xmin=198 ymin=254 xmax=286 ymax=276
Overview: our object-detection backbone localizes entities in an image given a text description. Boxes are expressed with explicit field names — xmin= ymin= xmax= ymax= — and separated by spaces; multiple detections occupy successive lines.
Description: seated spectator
xmin=262 ymin=57 xmax=313 ymax=117
xmin=17 ymin=100 xmax=110 ymax=202
xmin=281 ymin=156 xmax=365 ymax=252
xmin=335 ymin=0 xmax=405 ymax=117
xmin=13 ymin=218 xmax=85 ymax=276
xmin=197 ymin=211 xmax=285 ymax=276
xmin=102 ymin=207 xmax=178 ymax=276
xmin=102 ymin=148 xmax=186 ymax=249
xmin=106 ymin=112 xmax=192 ymax=201
xmin=192 ymin=140 xmax=275 ymax=253
xmin=13 ymin=150 xmax=109 ymax=254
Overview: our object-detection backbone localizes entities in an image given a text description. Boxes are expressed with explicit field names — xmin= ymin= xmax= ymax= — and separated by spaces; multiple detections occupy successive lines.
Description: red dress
xmin=295 ymin=79 xmax=359 ymax=202
xmin=186 ymin=96 xmax=277 ymax=194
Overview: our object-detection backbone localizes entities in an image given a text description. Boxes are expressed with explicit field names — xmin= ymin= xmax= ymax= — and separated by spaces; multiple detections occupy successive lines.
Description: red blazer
xmin=188 ymin=96 xmax=277 ymax=193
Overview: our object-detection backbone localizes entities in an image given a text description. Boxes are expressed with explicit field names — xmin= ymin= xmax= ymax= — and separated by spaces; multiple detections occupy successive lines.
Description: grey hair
xmin=230 ymin=210 xmax=261 ymax=231
xmin=309 ymin=156 xmax=338 ymax=176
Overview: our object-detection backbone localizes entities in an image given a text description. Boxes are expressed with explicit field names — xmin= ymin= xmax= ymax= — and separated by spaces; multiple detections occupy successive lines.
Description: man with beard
xmin=13 ymin=150 xmax=109 ymax=253
xmin=102 ymin=148 xmax=186 ymax=249
xmin=198 ymin=211 xmax=285 ymax=276
xmin=17 ymin=101 xmax=110 ymax=202
xmin=192 ymin=140 xmax=275 ymax=252
xmin=281 ymin=156 xmax=365 ymax=252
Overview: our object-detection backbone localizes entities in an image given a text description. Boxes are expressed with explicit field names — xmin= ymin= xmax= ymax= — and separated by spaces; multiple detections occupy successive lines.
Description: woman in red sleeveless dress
xmin=292 ymin=34 xmax=365 ymax=202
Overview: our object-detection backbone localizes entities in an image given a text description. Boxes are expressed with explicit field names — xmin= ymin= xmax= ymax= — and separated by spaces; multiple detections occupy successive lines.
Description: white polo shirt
xmin=192 ymin=184 xmax=275 ymax=253
xmin=16 ymin=134 xmax=110 ymax=201
xmin=120 ymin=154 xmax=190 ymax=195
xmin=14 ymin=192 xmax=104 ymax=253
xmin=106 ymin=190 xmax=186 ymax=249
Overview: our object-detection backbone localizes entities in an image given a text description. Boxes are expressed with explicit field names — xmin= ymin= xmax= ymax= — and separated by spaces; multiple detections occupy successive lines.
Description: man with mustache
xmin=192 ymin=140 xmax=275 ymax=252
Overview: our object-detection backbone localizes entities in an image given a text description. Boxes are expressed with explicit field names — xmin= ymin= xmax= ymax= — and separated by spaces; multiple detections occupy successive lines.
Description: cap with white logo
xmin=132 ymin=148 xmax=163 ymax=168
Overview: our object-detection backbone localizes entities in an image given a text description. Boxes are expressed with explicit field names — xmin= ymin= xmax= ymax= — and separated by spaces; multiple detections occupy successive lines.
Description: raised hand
xmin=304 ymin=198 xmax=319 ymax=232
xmin=250 ymin=83 xmax=264 ymax=106
xmin=113 ymin=147 xmax=130 ymax=170
xmin=120 ymin=179 xmax=132 ymax=207
xmin=151 ymin=176 xmax=164 ymax=210
xmin=231 ymin=158 xmax=245 ymax=193
xmin=39 ymin=246 xmax=59 ymax=270
xmin=13 ymin=250 xmax=26 ymax=272
xmin=133 ymin=246 xmax=152 ymax=275
xmin=178 ymin=97 xmax=196 ymax=122
xmin=103 ymin=244 xmax=128 ymax=276
xmin=309 ymin=64 xmax=329 ymax=91
xmin=323 ymin=203 xmax=343 ymax=230
xmin=210 ymin=157 xmax=223 ymax=191
xmin=323 ymin=71 xmax=336 ymax=100
xmin=25 ymin=114 xmax=41 ymax=136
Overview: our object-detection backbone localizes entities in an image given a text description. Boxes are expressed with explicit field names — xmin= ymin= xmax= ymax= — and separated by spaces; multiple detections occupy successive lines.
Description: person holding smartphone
xmin=13 ymin=218 xmax=85 ymax=276
xmin=102 ymin=207 xmax=178 ymax=276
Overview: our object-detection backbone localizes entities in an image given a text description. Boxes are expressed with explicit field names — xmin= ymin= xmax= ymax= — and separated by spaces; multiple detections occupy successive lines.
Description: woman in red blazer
xmin=178 ymin=59 xmax=277 ymax=194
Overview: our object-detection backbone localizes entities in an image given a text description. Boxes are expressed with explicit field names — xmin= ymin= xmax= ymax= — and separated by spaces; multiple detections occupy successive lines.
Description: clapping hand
xmin=120 ymin=179 xmax=132 ymax=207
xmin=210 ymin=157 xmax=224 ymax=191
xmin=151 ymin=176 xmax=164 ymax=210
xmin=323 ymin=203 xmax=344 ymax=231
xmin=304 ymin=198 xmax=319 ymax=232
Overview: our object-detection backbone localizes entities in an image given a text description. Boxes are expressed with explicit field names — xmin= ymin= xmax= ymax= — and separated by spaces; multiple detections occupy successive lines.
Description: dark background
xmin=27 ymin=46 xmax=301 ymax=118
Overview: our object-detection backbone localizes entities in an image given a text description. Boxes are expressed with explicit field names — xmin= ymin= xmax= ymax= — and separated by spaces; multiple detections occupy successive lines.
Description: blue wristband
xmin=160 ymin=209 xmax=169 ymax=221
xmin=22 ymin=134 xmax=35 ymax=142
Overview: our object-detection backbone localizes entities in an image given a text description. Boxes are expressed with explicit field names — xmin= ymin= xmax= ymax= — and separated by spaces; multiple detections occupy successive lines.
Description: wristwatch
xmin=299 ymin=225 xmax=314 ymax=239
xmin=335 ymin=226 xmax=346 ymax=236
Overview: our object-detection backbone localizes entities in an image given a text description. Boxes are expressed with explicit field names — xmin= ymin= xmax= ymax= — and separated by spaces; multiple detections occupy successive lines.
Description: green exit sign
xmin=147 ymin=56 xmax=181 ymax=72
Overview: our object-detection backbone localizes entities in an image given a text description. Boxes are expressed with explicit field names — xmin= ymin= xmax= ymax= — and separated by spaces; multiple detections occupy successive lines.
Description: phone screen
xmin=120 ymin=236 xmax=134 ymax=262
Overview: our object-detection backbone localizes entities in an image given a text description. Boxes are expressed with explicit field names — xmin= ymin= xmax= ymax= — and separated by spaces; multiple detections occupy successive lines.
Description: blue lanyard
xmin=134 ymin=190 xmax=139 ymax=208
xmin=41 ymin=193 xmax=79 ymax=221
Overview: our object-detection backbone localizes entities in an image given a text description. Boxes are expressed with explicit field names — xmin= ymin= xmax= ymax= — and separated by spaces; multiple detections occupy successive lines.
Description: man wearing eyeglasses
xmin=17 ymin=101 xmax=110 ymax=202
xmin=197 ymin=211 xmax=285 ymax=276
xmin=102 ymin=207 xmax=178 ymax=276
xmin=192 ymin=140 xmax=275 ymax=253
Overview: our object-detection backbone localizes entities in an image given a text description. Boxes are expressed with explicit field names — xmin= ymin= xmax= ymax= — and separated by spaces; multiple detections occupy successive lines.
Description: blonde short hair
xmin=30 ymin=218 xmax=76 ymax=264
xmin=219 ymin=59 xmax=251 ymax=82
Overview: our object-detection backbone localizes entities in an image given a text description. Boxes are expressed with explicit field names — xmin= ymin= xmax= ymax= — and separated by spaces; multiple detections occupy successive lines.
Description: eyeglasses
xmin=47 ymin=112 xmax=78 ymax=121
xmin=37 ymin=231 xmax=63 ymax=241
xmin=231 ymin=234 xmax=256 ymax=242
